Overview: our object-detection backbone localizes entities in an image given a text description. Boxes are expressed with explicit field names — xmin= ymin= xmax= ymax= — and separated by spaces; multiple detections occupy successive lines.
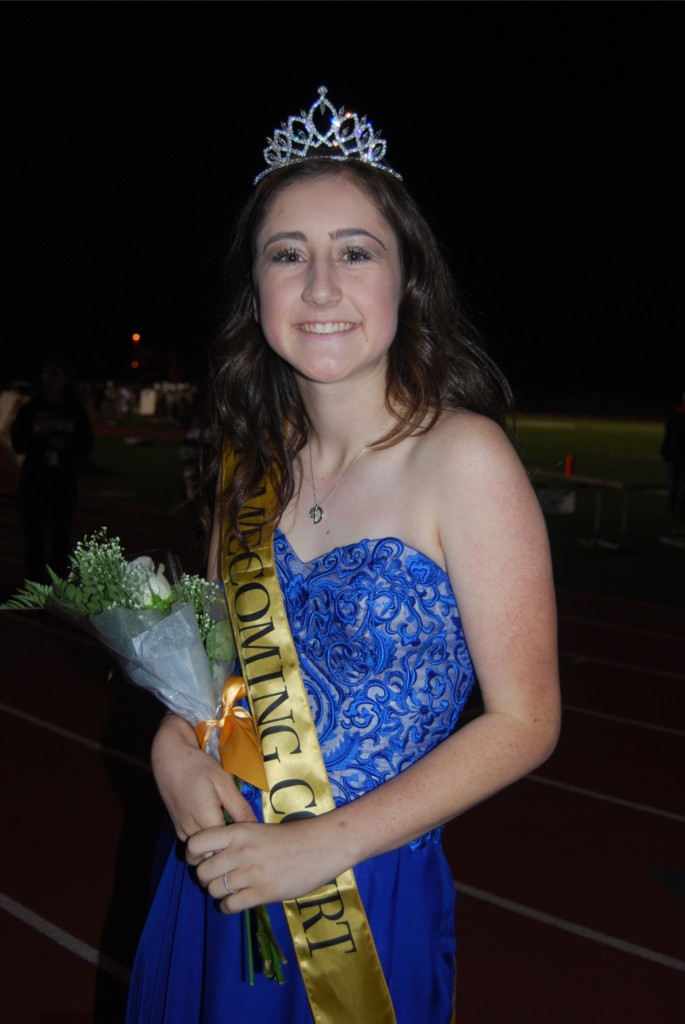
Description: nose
xmin=301 ymin=258 xmax=342 ymax=307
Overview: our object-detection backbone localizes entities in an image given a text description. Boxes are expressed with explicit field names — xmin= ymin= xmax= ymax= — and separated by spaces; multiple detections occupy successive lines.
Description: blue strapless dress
xmin=126 ymin=532 xmax=475 ymax=1023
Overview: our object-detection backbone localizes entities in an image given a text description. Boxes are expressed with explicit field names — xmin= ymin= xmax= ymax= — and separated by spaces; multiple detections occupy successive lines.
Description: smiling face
xmin=252 ymin=172 xmax=403 ymax=388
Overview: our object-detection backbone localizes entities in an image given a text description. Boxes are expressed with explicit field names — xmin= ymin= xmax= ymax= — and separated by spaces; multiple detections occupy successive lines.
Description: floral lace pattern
xmin=274 ymin=531 xmax=475 ymax=833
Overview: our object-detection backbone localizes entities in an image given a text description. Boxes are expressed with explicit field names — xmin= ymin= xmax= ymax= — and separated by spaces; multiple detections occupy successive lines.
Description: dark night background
xmin=2 ymin=2 xmax=682 ymax=414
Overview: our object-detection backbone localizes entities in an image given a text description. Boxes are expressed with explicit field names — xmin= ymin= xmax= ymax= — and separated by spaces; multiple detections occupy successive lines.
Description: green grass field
xmin=515 ymin=416 xmax=681 ymax=606
xmin=513 ymin=416 xmax=666 ymax=484
xmin=80 ymin=416 xmax=683 ymax=607
xmin=81 ymin=431 xmax=189 ymax=513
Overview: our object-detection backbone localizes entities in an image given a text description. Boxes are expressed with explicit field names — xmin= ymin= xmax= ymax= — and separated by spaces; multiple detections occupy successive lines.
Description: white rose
xmin=126 ymin=556 xmax=173 ymax=605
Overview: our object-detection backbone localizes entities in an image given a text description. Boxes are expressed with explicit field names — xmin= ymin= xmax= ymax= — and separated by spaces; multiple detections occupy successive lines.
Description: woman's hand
xmin=185 ymin=815 xmax=345 ymax=914
xmin=151 ymin=714 xmax=257 ymax=840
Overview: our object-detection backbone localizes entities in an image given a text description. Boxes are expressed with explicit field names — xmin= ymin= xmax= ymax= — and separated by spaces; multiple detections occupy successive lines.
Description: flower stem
xmin=223 ymin=809 xmax=286 ymax=984
xmin=245 ymin=910 xmax=255 ymax=985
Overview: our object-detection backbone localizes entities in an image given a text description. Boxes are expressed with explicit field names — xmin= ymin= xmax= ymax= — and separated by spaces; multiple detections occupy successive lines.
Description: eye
xmin=340 ymin=245 xmax=373 ymax=263
xmin=270 ymin=247 xmax=304 ymax=264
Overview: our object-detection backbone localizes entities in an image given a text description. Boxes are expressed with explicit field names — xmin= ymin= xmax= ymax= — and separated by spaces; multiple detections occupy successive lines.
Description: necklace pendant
xmin=309 ymin=504 xmax=324 ymax=525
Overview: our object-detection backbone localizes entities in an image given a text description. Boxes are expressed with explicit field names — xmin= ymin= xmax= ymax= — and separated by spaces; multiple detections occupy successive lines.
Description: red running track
xmin=0 ymin=485 xmax=683 ymax=1022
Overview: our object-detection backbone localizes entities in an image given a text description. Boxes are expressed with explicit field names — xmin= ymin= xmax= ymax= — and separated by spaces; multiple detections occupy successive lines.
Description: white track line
xmin=559 ymin=649 xmax=685 ymax=681
xmin=7 ymin=610 xmax=684 ymax=682
xmin=1 ymin=705 xmax=684 ymax=825
xmin=455 ymin=882 xmax=685 ymax=973
xmin=526 ymin=774 xmax=685 ymax=824
xmin=0 ymin=610 xmax=103 ymax=647
xmin=0 ymin=702 xmax=151 ymax=771
xmin=559 ymin=613 xmax=685 ymax=643
xmin=0 ymin=892 xmax=131 ymax=984
xmin=563 ymin=703 xmax=685 ymax=738
xmin=4 ymin=881 xmax=682 ymax=988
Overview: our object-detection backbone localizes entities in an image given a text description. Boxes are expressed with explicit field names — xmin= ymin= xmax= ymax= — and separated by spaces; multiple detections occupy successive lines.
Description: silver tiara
xmin=254 ymin=86 xmax=401 ymax=184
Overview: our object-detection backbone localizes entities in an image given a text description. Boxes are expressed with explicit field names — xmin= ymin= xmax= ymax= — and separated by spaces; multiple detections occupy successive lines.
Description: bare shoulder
xmin=411 ymin=409 xmax=528 ymax=497
xmin=408 ymin=409 xmax=549 ymax=574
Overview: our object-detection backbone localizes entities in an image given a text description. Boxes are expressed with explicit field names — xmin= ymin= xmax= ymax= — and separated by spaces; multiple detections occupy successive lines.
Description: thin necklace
xmin=307 ymin=421 xmax=388 ymax=525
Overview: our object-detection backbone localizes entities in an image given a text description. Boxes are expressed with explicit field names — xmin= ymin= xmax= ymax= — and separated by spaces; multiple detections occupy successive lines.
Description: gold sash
xmin=221 ymin=450 xmax=396 ymax=1023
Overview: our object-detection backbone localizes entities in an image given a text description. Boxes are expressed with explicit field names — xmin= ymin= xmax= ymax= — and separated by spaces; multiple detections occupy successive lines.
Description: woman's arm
xmin=186 ymin=414 xmax=560 ymax=910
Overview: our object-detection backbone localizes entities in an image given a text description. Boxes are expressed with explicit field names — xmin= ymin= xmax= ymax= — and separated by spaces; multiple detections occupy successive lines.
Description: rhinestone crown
xmin=254 ymin=86 xmax=401 ymax=184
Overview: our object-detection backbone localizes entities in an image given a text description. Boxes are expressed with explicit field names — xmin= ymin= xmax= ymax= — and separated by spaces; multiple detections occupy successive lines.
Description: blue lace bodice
xmin=274 ymin=530 xmax=475 ymax=809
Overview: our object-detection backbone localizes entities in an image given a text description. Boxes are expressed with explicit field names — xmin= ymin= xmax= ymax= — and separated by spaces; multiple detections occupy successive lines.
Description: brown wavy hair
xmin=199 ymin=158 xmax=512 ymax=548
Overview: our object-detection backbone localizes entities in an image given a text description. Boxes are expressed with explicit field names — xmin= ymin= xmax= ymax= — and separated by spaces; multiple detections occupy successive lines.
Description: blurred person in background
xmin=178 ymin=386 xmax=207 ymax=552
xmin=10 ymin=355 xmax=93 ymax=580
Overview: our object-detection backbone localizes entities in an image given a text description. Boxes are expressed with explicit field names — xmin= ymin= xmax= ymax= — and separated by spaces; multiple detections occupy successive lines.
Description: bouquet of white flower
xmin=1 ymin=527 xmax=284 ymax=983
xmin=2 ymin=530 xmax=234 ymax=752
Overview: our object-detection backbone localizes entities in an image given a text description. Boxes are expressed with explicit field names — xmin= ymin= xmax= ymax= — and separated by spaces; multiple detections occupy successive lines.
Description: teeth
xmin=299 ymin=322 xmax=354 ymax=334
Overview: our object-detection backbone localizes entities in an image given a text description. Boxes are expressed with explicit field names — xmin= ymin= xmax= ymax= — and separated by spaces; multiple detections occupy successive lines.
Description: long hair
xmin=199 ymin=158 xmax=512 ymax=547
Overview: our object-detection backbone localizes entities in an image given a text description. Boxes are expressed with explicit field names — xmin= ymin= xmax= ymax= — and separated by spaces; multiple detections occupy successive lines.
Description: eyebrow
xmin=330 ymin=228 xmax=387 ymax=250
xmin=260 ymin=227 xmax=387 ymax=254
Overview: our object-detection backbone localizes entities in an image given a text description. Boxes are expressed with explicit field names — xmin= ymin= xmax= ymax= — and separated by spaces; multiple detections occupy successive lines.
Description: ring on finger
xmin=222 ymin=872 xmax=238 ymax=897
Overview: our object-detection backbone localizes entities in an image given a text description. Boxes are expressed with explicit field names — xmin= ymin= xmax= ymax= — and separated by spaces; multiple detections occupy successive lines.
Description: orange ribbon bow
xmin=195 ymin=676 xmax=269 ymax=791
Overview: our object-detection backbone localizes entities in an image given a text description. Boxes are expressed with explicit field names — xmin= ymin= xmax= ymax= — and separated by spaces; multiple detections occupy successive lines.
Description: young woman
xmin=127 ymin=88 xmax=560 ymax=1023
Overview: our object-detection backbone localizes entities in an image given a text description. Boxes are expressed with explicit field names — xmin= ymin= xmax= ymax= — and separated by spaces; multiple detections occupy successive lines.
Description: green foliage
xmin=205 ymin=619 xmax=236 ymax=663
xmin=0 ymin=579 xmax=52 ymax=612
xmin=1 ymin=529 xmax=233 ymax=628
xmin=178 ymin=574 xmax=236 ymax=663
